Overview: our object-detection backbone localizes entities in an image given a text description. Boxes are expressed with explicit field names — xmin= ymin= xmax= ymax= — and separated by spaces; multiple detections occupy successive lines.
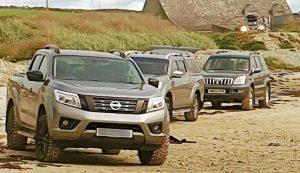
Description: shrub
xmin=265 ymin=56 xmax=300 ymax=72
xmin=0 ymin=18 xmax=33 ymax=43
xmin=212 ymin=33 xmax=267 ymax=51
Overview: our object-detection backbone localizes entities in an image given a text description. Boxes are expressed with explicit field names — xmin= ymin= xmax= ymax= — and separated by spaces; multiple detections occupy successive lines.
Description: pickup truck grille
xmin=86 ymin=123 xmax=143 ymax=133
xmin=204 ymin=77 xmax=233 ymax=85
xmin=92 ymin=97 xmax=138 ymax=113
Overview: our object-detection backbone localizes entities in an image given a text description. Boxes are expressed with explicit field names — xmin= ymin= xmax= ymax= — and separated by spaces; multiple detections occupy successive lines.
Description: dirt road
xmin=0 ymin=73 xmax=299 ymax=173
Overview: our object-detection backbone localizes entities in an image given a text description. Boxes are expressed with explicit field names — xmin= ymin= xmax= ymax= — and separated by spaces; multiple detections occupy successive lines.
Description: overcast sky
xmin=0 ymin=0 xmax=299 ymax=12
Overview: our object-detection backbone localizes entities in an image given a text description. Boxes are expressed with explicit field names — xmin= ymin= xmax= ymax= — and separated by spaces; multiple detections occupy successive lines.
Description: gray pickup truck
xmin=129 ymin=51 xmax=204 ymax=122
xmin=202 ymin=51 xmax=271 ymax=110
xmin=5 ymin=45 xmax=170 ymax=165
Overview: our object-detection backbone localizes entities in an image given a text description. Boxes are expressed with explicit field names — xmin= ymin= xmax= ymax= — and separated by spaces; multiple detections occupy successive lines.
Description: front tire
xmin=138 ymin=136 xmax=169 ymax=165
xmin=258 ymin=86 xmax=271 ymax=108
xmin=36 ymin=113 xmax=62 ymax=162
xmin=242 ymin=87 xmax=255 ymax=110
xmin=165 ymin=96 xmax=173 ymax=118
xmin=184 ymin=95 xmax=200 ymax=122
xmin=6 ymin=105 xmax=27 ymax=150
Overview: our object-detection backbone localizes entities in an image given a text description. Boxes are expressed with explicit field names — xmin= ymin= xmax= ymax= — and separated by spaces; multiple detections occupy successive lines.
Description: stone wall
xmin=143 ymin=0 xmax=292 ymax=31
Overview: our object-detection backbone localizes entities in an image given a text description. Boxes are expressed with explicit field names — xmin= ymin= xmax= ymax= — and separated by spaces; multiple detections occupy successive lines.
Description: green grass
xmin=0 ymin=8 xmax=35 ymax=17
xmin=0 ymin=8 xmax=218 ymax=61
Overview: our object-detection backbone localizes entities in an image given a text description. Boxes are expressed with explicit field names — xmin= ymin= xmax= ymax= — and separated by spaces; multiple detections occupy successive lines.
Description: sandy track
xmin=0 ymin=73 xmax=299 ymax=173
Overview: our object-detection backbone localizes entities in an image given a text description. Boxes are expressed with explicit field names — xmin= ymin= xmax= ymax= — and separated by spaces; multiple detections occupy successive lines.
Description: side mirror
xmin=148 ymin=78 xmax=160 ymax=88
xmin=252 ymin=68 xmax=262 ymax=74
xmin=172 ymin=71 xmax=184 ymax=78
xmin=26 ymin=71 xmax=44 ymax=82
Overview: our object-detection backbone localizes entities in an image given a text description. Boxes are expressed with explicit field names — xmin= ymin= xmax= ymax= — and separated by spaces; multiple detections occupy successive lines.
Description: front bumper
xmin=204 ymin=84 xmax=250 ymax=103
xmin=48 ymin=102 xmax=169 ymax=150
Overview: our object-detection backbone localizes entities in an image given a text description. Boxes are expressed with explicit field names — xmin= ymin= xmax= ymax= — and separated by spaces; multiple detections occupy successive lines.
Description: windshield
xmin=54 ymin=56 xmax=143 ymax=84
xmin=131 ymin=57 xmax=169 ymax=75
xmin=204 ymin=56 xmax=250 ymax=71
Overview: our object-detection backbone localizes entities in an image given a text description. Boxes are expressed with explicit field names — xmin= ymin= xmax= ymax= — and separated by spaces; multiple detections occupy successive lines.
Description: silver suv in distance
xmin=129 ymin=52 xmax=204 ymax=122
xmin=6 ymin=45 xmax=170 ymax=165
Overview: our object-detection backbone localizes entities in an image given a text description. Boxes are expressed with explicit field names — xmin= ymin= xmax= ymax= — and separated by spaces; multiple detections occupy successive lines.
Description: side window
xmin=171 ymin=61 xmax=178 ymax=73
xmin=186 ymin=59 xmax=202 ymax=73
xmin=259 ymin=56 xmax=268 ymax=71
xmin=29 ymin=54 xmax=44 ymax=71
xmin=176 ymin=60 xmax=187 ymax=74
xmin=39 ymin=56 xmax=47 ymax=75
xmin=254 ymin=57 xmax=263 ymax=70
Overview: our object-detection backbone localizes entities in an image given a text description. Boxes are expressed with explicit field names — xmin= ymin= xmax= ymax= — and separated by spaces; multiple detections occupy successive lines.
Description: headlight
xmin=240 ymin=26 xmax=248 ymax=32
xmin=54 ymin=89 xmax=81 ymax=108
xmin=258 ymin=25 xmax=265 ymax=31
xmin=147 ymin=97 xmax=165 ymax=112
xmin=233 ymin=76 xmax=247 ymax=85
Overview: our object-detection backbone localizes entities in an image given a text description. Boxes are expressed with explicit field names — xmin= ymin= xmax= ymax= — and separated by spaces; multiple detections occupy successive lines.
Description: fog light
xmin=148 ymin=122 xmax=163 ymax=134
xmin=59 ymin=117 xmax=80 ymax=130
xmin=62 ymin=120 xmax=69 ymax=126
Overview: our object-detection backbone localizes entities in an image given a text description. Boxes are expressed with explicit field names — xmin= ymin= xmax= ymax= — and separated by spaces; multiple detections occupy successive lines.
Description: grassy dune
xmin=0 ymin=8 xmax=217 ymax=62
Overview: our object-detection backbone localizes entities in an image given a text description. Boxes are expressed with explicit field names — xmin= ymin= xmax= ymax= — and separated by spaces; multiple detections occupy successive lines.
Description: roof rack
xmin=44 ymin=44 xmax=60 ymax=54
xmin=109 ymin=50 xmax=127 ymax=58
xmin=215 ymin=50 xmax=229 ymax=54
xmin=125 ymin=51 xmax=143 ymax=56
xmin=250 ymin=51 xmax=260 ymax=55
xmin=165 ymin=53 xmax=191 ymax=59
xmin=150 ymin=45 xmax=200 ymax=54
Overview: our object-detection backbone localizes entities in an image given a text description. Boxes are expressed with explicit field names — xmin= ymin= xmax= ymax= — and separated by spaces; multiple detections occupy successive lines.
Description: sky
xmin=0 ymin=0 xmax=299 ymax=12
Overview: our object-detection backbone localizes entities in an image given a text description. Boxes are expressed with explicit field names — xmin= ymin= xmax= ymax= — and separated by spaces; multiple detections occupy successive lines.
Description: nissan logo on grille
xmin=110 ymin=101 xmax=122 ymax=110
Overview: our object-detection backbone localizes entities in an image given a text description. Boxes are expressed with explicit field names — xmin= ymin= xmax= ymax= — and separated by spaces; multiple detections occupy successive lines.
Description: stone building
xmin=143 ymin=0 xmax=292 ymax=31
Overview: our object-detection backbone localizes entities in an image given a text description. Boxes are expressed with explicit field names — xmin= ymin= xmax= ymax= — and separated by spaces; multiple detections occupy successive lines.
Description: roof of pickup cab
xmin=37 ymin=49 xmax=125 ymax=60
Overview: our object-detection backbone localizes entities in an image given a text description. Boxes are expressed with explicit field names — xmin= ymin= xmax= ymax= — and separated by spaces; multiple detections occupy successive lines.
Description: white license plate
xmin=208 ymin=89 xmax=226 ymax=94
xmin=96 ymin=128 xmax=133 ymax=138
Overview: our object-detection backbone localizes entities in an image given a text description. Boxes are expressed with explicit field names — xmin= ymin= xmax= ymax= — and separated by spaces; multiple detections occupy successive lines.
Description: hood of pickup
xmin=52 ymin=80 xmax=160 ymax=99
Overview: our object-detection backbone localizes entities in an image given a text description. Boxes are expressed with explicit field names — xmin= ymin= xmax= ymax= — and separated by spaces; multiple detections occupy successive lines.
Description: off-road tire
xmin=36 ymin=113 xmax=62 ymax=162
xmin=184 ymin=95 xmax=200 ymax=122
xmin=242 ymin=87 xmax=255 ymax=110
xmin=102 ymin=149 xmax=121 ymax=155
xmin=6 ymin=105 xmax=27 ymax=150
xmin=165 ymin=96 xmax=173 ymax=117
xmin=138 ymin=136 xmax=169 ymax=165
xmin=258 ymin=85 xmax=271 ymax=108
xmin=211 ymin=101 xmax=222 ymax=109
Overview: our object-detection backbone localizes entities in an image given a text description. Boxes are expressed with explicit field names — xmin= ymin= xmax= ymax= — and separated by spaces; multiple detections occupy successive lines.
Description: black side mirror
xmin=252 ymin=68 xmax=262 ymax=74
xmin=26 ymin=71 xmax=44 ymax=82
xmin=148 ymin=78 xmax=160 ymax=88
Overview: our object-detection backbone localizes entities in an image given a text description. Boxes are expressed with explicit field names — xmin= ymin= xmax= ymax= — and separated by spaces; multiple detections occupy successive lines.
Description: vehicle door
xmin=170 ymin=58 xmax=193 ymax=108
xmin=19 ymin=54 xmax=46 ymax=129
xmin=253 ymin=56 xmax=265 ymax=97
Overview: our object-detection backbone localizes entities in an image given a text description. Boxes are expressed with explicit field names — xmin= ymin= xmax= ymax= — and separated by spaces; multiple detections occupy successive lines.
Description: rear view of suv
xmin=202 ymin=52 xmax=271 ymax=110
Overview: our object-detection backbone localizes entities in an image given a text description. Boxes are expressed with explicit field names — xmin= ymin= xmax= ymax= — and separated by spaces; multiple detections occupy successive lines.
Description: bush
xmin=0 ymin=18 xmax=32 ymax=43
xmin=212 ymin=33 xmax=267 ymax=51
xmin=265 ymin=56 xmax=300 ymax=72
